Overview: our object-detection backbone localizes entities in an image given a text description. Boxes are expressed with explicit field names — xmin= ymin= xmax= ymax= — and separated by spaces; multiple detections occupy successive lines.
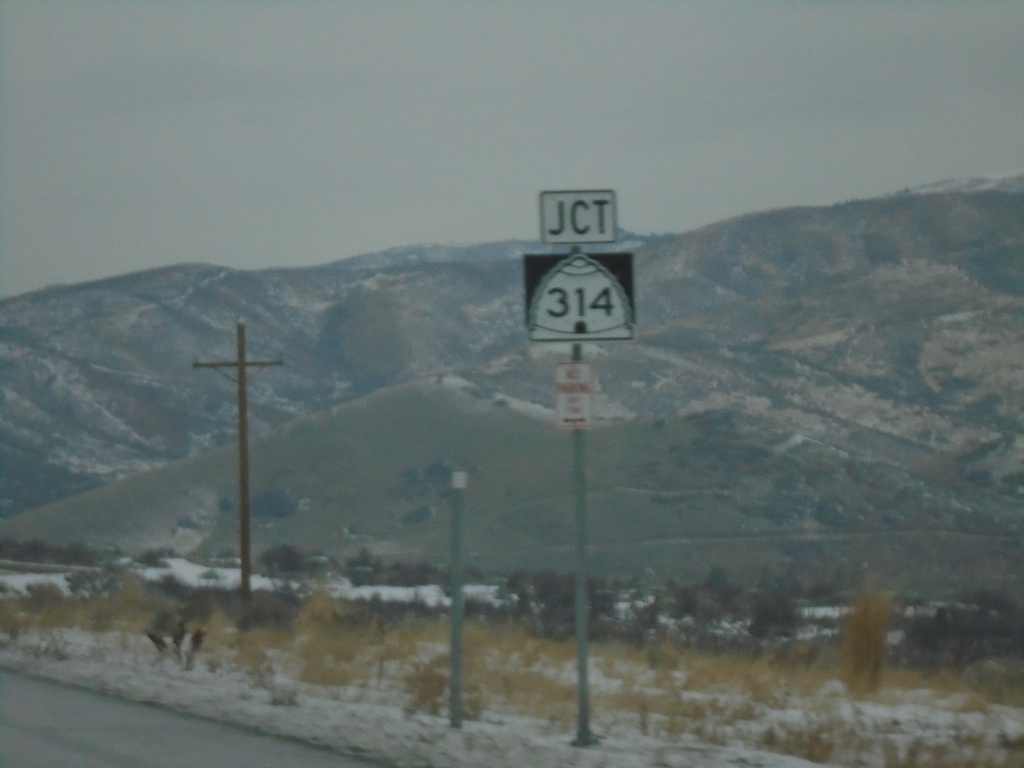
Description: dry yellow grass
xmin=841 ymin=590 xmax=892 ymax=693
xmin=201 ymin=607 xmax=237 ymax=646
xmin=6 ymin=584 xmax=1024 ymax=767
xmin=881 ymin=738 xmax=1024 ymax=768
xmin=760 ymin=719 xmax=840 ymax=764
xmin=402 ymin=654 xmax=448 ymax=716
xmin=298 ymin=628 xmax=375 ymax=686
xmin=0 ymin=599 xmax=25 ymax=639
xmin=293 ymin=593 xmax=451 ymax=690
xmin=452 ymin=621 xmax=577 ymax=723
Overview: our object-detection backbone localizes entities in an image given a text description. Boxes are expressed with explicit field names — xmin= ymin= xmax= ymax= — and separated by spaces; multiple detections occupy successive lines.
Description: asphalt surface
xmin=0 ymin=670 xmax=380 ymax=768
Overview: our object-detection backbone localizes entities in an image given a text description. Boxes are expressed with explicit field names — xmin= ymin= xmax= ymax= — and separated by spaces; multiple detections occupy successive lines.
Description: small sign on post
xmin=555 ymin=362 xmax=595 ymax=428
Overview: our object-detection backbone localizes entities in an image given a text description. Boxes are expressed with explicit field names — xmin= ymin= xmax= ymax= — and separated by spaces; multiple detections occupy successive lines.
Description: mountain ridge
xmin=2 ymin=178 xmax=1024 ymax=587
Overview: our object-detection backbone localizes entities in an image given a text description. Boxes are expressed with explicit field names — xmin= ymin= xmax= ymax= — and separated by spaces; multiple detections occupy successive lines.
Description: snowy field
xmin=2 ymin=565 xmax=1023 ymax=767
xmin=0 ymin=630 xmax=829 ymax=768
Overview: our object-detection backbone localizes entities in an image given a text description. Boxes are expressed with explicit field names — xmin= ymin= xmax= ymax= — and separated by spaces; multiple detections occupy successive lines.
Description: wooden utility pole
xmin=194 ymin=319 xmax=283 ymax=611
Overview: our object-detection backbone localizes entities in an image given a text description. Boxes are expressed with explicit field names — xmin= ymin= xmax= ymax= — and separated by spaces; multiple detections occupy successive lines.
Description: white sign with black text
xmin=539 ymin=190 xmax=617 ymax=245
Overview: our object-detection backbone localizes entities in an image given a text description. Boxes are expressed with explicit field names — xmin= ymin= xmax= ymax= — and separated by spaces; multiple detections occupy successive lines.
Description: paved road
xmin=0 ymin=671 xmax=378 ymax=768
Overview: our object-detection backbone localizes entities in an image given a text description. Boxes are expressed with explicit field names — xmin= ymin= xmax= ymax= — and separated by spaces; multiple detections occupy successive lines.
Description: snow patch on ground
xmin=0 ymin=628 xmax=832 ymax=768
xmin=3 ymin=564 xmax=1022 ymax=767
xmin=494 ymin=394 xmax=552 ymax=420
xmin=0 ymin=572 xmax=70 ymax=595
xmin=0 ymin=560 xmax=505 ymax=611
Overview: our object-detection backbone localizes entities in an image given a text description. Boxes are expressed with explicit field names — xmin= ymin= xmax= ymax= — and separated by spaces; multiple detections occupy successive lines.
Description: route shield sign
xmin=524 ymin=253 xmax=634 ymax=341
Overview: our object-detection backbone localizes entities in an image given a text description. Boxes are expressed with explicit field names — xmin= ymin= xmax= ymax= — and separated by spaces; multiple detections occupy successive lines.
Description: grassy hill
xmin=5 ymin=376 xmax=1022 ymax=593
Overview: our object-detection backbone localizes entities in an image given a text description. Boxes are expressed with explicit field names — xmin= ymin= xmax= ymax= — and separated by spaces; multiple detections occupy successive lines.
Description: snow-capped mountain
xmin=1 ymin=180 xmax=1023 ymax=586
xmin=902 ymin=169 xmax=1024 ymax=195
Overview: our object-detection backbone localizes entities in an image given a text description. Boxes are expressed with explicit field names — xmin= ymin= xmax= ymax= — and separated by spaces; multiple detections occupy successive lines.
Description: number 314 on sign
xmin=523 ymin=253 xmax=634 ymax=342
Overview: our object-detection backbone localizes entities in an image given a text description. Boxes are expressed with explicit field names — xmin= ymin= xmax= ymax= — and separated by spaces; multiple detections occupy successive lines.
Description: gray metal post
xmin=449 ymin=470 xmax=468 ymax=728
xmin=571 ymin=341 xmax=597 ymax=746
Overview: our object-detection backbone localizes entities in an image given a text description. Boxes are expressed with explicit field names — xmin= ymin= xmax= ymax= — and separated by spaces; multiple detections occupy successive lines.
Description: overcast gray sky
xmin=2 ymin=1 xmax=1022 ymax=298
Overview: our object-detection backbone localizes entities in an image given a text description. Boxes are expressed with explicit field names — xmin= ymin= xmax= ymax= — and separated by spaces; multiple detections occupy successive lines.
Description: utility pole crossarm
xmin=193 ymin=360 xmax=283 ymax=369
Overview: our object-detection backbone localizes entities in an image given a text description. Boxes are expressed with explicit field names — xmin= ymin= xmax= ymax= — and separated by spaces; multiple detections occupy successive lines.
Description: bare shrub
xmin=31 ymin=629 xmax=70 ymax=660
xmin=20 ymin=582 xmax=69 ymax=627
xmin=238 ymin=591 xmax=300 ymax=632
xmin=467 ymin=622 xmax=577 ymax=722
xmin=878 ymin=738 xmax=1006 ymax=768
xmin=87 ymin=572 xmax=175 ymax=634
xmin=236 ymin=643 xmax=275 ymax=688
xmin=646 ymin=639 xmax=682 ymax=671
xmin=760 ymin=721 xmax=839 ymax=764
xmin=269 ymin=685 xmax=299 ymax=706
xmin=962 ymin=658 xmax=1024 ymax=706
xmin=463 ymin=682 xmax=486 ymax=722
xmin=0 ymin=600 xmax=25 ymax=641
xmin=298 ymin=629 xmax=370 ymax=686
xmin=296 ymin=591 xmax=348 ymax=634
xmin=403 ymin=654 xmax=448 ymax=716
xmin=841 ymin=590 xmax=892 ymax=693
xmin=604 ymin=688 xmax=653 ymax=735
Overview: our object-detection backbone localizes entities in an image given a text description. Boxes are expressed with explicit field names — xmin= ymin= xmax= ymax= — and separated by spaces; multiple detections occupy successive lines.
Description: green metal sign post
xmin=525 ymin=190 xmax=633 ymax=747
xmin=449 ymin=470 xmax=468 ymax=729
xmin=569 ymin=341 xmax=597 ymax=747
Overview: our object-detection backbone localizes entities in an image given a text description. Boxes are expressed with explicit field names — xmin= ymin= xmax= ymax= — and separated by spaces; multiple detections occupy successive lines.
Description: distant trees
xmin=11 ymin=533 xmax=1024 ymax=673
xmin=136 ymin=547 xmax=176 ymax=567
xmin=0 ymin=537 xmax=100 ymax=566
xmin=748 ymin=592 xmax=798 ymax=640
xmin=259 ymin=544 xmax=309 ymax=577
xmin=343 ymin=547 xmax=451 ymax=587
xmin=250 ymin=488 xmax=298 ymax=519
xmin=902 ymin=590 xmax=1024 ymax=666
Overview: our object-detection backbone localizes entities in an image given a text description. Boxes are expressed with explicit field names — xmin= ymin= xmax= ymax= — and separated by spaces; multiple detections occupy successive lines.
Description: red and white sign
xmin=554 ymin=362 xmax=595 ymax=428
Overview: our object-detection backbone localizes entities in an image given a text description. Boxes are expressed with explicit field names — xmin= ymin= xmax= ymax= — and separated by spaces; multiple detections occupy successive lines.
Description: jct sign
xmin=540 ymin=190 xmax=616 ymax=244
